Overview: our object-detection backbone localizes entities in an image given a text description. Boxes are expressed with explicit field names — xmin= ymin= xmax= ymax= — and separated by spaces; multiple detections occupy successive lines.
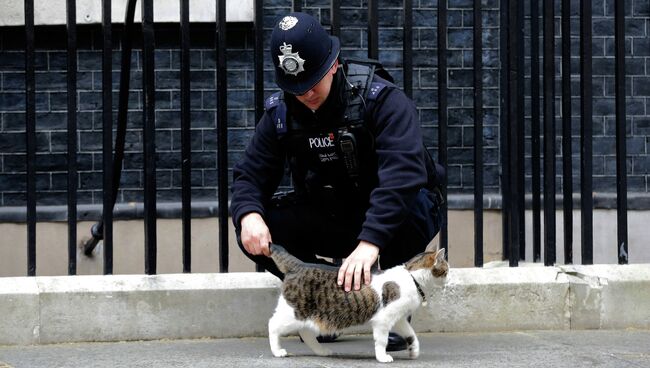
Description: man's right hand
xmin=240 ymin=212 xmax=272 ymax=257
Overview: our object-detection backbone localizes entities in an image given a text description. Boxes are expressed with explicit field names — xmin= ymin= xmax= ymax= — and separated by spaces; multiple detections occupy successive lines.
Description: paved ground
xmin=0 ymin=330 xmax=649 ymax=368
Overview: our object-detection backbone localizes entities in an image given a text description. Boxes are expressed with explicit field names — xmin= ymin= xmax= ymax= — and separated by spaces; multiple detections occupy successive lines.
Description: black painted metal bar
xmin=437 ymin=0 xmax=448 ymax=255
xmin=102 ymin=0 xmax=113 ymax=275
xmin=515 ymin=0 xmax=525 ymax=262
xmin=66 ymin=0 xmax=78 ymax=275
xmin=216 ymin=0 xmax=229 ymax=272
xmin=473 ymin=0 xmax=483 ymax=267
xmin=614 ymin=0 xmax=628 ymax=265
xmin=579 ymin=0 xmax=593 ymax=265
xmin=561 ymin=0 xmax=572 ymax=264
xmin=331 ymin=0 xmax=341 ymax=38
xmin=254 ymin=0 xmax=263 ymax=124
xmin=499 ymin=0 xmax=510 ymax=261
xmin=180 ymin=0 xmax=192 ymax=273
xmin=111 ymin=0 xmax=136 ymax=231
xmin=543 ymin=0 xmax=556 ymax=266
xmin=292 ymin=0 xmax=302 ymax=12
xmin=252 ymin=0 xmax=265 ymax=273
xmin=112 ymin=0 xmax=137 ymax=230
xmin=403 ymin=0 xmax=413 ymax=98
xmin=82 ymin=0 xmax=137 ymax=258
xmin=368 ymin=0 xmax=379 ymax=60
xmin=507 ymin=0 xmax=524 ymax=266
xmin=530 ymin=0 xmax=541 ymax=263
xmin=25 ymin=0 xmax=36 ymax=276
xmin=142 ymin=0 xmax=157 ymax=274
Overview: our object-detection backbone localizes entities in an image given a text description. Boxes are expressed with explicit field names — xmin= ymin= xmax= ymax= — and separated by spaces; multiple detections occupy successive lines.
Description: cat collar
xmin=410 ymin=274 xmax=427 ymax=306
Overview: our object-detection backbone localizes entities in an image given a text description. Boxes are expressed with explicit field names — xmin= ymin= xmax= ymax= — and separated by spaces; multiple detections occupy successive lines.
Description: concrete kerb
xmin=559 ymin=264 xmax=650 ymax=329
xmin=0 ymin=265 xmax=649 ymax=345
xmin=0 ymin=277 xmax=40 ymax=345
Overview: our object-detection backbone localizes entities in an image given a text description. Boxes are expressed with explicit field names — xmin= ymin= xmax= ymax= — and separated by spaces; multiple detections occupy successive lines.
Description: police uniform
xmin=231 ymin=12 xmax=444 ymax=278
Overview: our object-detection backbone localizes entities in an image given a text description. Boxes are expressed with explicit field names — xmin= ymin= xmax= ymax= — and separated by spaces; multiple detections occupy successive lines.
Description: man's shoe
xmin=386 ymin=332 xmax=408 ymax=351
xmin=316 ymin=333 xmax=339 ymax=343
xmin=300 ymin=333 xmax=339 ymax=343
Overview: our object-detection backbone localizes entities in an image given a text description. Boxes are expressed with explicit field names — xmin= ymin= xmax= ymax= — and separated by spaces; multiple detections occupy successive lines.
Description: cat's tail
xmin=269 ymin=243 xmax=304 ymax=274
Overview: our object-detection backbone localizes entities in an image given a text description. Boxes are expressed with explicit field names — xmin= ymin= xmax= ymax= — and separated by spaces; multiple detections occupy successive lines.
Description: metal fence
xmin=12 ymin=0 xmax=631 ymax=276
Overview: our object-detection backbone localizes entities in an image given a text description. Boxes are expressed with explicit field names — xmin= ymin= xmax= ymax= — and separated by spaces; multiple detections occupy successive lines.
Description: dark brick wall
xmin=0 ymin=0 xmax=648 ymax=208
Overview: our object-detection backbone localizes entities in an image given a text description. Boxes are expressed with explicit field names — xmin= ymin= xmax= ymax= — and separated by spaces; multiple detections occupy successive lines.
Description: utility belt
xmin=269 ymin=190 xmax=302 ymax=208
xmin=270 ymin=186 xmax=367 ymax=219
xmin=271 ymin=184 xmax=444 ymax=212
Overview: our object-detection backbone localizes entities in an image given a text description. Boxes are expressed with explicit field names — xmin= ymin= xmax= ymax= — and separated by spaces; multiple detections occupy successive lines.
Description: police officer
xmin=231 ymin=12 xmax=445 ymax=349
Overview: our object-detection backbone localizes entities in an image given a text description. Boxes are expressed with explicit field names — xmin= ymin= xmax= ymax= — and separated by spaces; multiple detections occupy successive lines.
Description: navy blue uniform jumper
xmin=231 ymin=66 xmax=443 ymax=278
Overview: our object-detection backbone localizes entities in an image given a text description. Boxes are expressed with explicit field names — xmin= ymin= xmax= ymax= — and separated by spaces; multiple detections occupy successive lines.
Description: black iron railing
xmin=580 ymin=0 xmax=594 ymax=264
xmin=8 ymin=0 xmax=634 ymax=276
xmin=25 ymin=0 xmax=36 ymax=276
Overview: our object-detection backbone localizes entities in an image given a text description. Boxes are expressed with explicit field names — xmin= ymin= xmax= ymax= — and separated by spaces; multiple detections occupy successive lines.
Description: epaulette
xmin=265 ymin=92 xmax=287 ymax=135
xmin=367 ymin=82 xmax=388 ymax=101
xmin=265 ymin=92 xmax=282 ymax=111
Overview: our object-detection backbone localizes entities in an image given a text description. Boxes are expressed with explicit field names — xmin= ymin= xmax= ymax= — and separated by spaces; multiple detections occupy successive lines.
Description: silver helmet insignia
xmin=279 ymin=16 xmax=299 ymax=31
xmin=278 ymin=42 xmax=305 ymax=76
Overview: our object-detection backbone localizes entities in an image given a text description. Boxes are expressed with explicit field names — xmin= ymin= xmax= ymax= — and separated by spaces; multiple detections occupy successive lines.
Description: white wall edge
xmin=0 ymin=0 xmax=254 ymax=26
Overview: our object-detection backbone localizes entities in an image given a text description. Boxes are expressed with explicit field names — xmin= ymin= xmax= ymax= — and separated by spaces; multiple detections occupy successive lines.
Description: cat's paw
xmin=272 ymin=348 xmax=288 ymax=358
xmin=408 ymin=346 xmax=420 ymax=359
xmin=376 ymin=353 xmax=394 ymax=363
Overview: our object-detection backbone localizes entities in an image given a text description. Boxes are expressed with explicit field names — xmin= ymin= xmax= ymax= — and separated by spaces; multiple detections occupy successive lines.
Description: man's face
xmin=295 ymin=61 xmax=339 ymax=111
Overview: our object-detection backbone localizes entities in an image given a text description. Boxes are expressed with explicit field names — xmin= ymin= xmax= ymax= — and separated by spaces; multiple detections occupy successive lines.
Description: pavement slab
xmin=0 ymin=330 xmax=648 ymax=368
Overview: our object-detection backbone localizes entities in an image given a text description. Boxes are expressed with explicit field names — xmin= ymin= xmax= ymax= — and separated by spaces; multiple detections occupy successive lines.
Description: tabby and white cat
xmin=267 ymin=243 xmax=448 ymax=363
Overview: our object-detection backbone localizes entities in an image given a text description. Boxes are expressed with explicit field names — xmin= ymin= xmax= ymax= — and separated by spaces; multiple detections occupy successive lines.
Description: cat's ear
xmin=434 ymin=248 xmax=446 ymax=264
xmin=424 ymin=241 xmax=438 ymax=253
xmin=405 ymin=252 xmax=436 ymax=270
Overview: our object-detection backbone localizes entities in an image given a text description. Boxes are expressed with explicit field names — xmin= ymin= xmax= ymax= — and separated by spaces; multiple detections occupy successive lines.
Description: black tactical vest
xmin=264 ymin=59 xmax=442 ymax=203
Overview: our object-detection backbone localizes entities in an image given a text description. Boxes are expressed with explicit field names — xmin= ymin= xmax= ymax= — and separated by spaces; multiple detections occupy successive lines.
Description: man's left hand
xmin=338 ymin=241 xmax=380 ymax=292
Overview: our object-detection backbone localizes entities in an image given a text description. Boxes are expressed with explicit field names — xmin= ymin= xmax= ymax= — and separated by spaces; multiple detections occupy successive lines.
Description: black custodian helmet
xmin=270 ymin=12 xmax=341 ymax=95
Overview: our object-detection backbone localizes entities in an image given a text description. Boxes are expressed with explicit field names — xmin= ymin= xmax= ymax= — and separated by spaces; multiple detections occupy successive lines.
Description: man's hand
xmin=338 ymin=241 xmax=380 ymax=292
xmin=240 ymin=212 xmax=272 ymax=257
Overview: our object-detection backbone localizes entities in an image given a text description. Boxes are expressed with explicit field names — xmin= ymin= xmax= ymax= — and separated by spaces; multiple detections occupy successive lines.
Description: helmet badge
xmin=278 ymin=42 xmax=305 ymax=76
xmin=279 ymin=16 xmax=299 ymax=30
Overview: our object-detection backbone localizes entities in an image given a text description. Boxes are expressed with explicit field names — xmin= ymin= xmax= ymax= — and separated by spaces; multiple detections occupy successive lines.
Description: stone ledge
xmin=0 ymin=265 xmax=649 ymax=345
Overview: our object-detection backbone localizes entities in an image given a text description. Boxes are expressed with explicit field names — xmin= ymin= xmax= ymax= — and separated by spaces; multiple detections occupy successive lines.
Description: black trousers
xmin=236 ymin=188 xmax=444 ymax=279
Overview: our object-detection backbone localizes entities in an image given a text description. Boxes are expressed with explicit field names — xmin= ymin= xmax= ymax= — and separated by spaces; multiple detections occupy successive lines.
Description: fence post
xmin=216 ymin=0 xmax=229 ymax=272
xmin=507 ymin=0 xmax=524 ymax=266
xmin=561 ymin=0 xmax=572 ymax=264
xmin=473 ymin=0 xmax=483 ymax=267
xmin=543 ymin=0 xmax=556 ymax=266
xmin=102 ymin=0 xmax=114 ymax=275
xmin=25 ymin=0 xmax=37 ymax=276
xmin=331 ymin=0 xmax=341 ymax=37
xmin=499 ymin=0 xmax=510 ymax=261
xmin=66 ymin=0 xmax=78 ymax=275
xmin=180 ymin=0 xmax=192 ymax=273
xmin=254 ymin=0 xmax=264 ymax=125
xmin=580 ymin=0 xmax=593 ymax=265
xmin=530 ymin=0 xmax=541 ymax=263
xmin=437 ymin=0 xmax=448 ymax=256
xmin=614 ymin=0 xmax=628 ymax=264
xmin=403 ymin=0 xmax=413 ymax=98
xmin=142 ymin=0 xmax=157 ymax=275
xmin=368 ymin=0 xmax=378 ymax=60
